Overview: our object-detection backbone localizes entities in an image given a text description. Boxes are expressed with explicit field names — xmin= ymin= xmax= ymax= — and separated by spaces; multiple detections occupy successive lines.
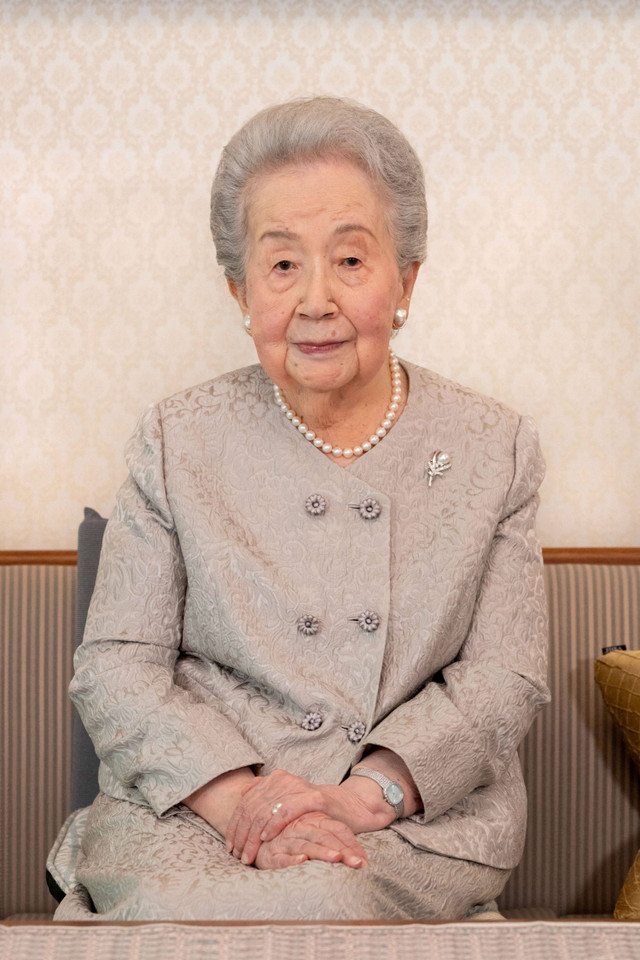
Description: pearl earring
xmin=243 ymin=314 xmax=252 ymax=336
xmin=393 ymin=308 xmax=408 ymax=329
xmin=391 ymin=308 xmax=408 ymax=337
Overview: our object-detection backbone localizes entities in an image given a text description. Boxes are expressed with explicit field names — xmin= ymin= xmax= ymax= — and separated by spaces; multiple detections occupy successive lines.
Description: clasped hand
xmin=225 ymin=769 xmax=390 ymax=870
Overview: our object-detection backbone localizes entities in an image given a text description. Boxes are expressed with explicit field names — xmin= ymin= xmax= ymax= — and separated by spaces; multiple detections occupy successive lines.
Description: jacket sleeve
xmin=69 ymin=404 xmax=264 ymax=817
xmin=360 ymin=414 xmax=550 ymax=823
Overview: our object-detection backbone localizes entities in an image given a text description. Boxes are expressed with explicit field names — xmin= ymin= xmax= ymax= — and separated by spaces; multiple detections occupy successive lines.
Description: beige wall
xmin=2 ymin=0 xmax=638 ymax=549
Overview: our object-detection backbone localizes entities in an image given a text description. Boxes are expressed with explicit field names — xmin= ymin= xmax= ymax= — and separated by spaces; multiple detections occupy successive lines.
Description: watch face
xmin=385 ymin=782 xmax=404 ymax=805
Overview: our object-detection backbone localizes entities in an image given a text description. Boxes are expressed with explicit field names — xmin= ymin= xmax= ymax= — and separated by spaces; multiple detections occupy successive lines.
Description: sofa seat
xmin=2 ymin=919 xmax=640 ymax=960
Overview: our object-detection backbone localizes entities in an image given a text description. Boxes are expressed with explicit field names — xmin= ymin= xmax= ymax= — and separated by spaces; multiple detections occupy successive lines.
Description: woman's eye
xmin=275 ymin=260 xmax=293 ymax=271
xmin=342 ymin=257 xmax=361 ymax=267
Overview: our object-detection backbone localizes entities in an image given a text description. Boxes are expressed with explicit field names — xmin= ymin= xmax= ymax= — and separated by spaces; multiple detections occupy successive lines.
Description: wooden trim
xmin=1 ymin=547 xmax=639 ymax=567
xmin=0 ymin=551 xmax=77 ymax=566
xmin=0 ymin=917 xmax=623 ymax=927
xmin=542 ymin=548 xmax=640 ymax=565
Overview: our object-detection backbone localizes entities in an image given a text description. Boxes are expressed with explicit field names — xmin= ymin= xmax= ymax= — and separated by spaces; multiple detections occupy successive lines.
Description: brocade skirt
xmin=54 ymin=793 xmax=510 ymax=921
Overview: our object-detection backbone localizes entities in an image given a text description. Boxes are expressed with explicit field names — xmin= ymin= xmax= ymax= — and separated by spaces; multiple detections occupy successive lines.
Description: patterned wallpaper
xmin=1 ymin=0 xmax=638 ymax=548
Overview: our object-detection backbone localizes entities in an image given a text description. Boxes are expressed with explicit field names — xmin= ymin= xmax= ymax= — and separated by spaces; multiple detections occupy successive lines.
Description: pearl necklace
xmin=272 ymin=350 xmax=402 ymax=460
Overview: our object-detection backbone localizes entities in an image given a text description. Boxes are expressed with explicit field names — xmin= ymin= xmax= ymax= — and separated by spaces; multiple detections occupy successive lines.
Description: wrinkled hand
xmin=253 ymin=812 xmax=368 ymax=871
xmin=225 ymin=769 xmax=389 ymax=866
xmin=226 ymin=769 xmax=326 ymax=864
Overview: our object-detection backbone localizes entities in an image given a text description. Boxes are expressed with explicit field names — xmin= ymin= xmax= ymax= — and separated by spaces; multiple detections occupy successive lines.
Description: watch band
xmin=351 ymin=768 xmax=405 ymax=818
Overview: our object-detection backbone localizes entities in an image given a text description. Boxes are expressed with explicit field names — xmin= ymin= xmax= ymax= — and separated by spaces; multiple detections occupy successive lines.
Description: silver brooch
xmin=426 ymin=451 xmax=451 ymax=487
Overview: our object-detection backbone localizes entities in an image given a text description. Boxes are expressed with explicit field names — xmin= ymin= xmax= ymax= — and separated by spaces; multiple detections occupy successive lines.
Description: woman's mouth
xmin=296 ymin=341 xmax=345 ymax=355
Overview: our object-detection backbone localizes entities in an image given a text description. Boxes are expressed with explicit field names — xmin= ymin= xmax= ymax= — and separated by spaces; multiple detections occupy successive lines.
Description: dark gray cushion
xmin=70 ymin=508 xmax=107 ymax=810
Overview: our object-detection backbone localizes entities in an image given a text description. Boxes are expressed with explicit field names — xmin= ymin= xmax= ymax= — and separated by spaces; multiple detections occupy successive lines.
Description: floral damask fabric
xmin=60 ymin=359 xmax=549 ymax=918
xmin=55 ymin=793 xmax=509 ymax=921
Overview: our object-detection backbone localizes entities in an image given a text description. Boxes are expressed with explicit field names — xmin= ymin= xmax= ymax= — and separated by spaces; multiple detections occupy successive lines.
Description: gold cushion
xmin=615 ymin=850 xmax=640 ymax=921
xmin=595 ymin=650 xmax=640 ymax=770
xmin=595 ymin=650 xmax=640 ymax=920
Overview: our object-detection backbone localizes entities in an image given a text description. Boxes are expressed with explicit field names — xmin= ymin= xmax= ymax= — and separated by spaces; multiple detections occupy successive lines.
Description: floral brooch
xmin=426 ymin=451 xmax=451 ymax=487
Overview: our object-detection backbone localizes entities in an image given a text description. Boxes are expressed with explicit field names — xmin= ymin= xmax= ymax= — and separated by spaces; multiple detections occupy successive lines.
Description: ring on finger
xmin=271 ymin=802 xmax=283 ymax=816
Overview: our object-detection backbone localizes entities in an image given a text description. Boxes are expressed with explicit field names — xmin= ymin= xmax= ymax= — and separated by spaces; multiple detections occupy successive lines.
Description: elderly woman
xmin=53 ymin=96 xmax=549 ymax=921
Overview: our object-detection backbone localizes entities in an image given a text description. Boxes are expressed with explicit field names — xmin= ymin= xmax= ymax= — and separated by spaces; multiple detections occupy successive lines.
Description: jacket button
xmin=347 ymin=720 xmax=365 ymax=743
xmin=305 ymin=494 xmax=326 ymax=516
xmin=350 ymin=610 xmax=381 ymax=633
xmin=297 ymin=614 xmax=320 ymax=636
xmin=302 ymin=711 xmax=324 ymax=731
xmin=349 ymin=497 xmax=381 ymax=520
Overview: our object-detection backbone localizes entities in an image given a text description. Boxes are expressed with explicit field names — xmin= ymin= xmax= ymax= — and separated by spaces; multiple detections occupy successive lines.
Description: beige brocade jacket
xmin=71 ymin=360 xmax=550 ymax=871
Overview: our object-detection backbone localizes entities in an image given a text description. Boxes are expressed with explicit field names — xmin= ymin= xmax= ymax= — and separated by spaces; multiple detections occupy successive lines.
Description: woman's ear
xmin=402 ymin=262 xmax=421 ymax=306
xmin=227 ymin=277 xmax=248 ymax=314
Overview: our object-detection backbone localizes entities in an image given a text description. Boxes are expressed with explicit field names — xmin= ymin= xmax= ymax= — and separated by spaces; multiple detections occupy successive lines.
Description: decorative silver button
xmin=349 ymin=497 xmax=381 ymax=520
xmin=302 ymin=711 xmax=324 ymax=731
xmin=350 ymin=610 xmax=380 ymax=633
xmin=347 ymin=720 xmax=365 ymax=743
xmin=305 ymin=494 xmax=326 ymax=516
xmin=297 ymin=614 xmax=320 ymax=636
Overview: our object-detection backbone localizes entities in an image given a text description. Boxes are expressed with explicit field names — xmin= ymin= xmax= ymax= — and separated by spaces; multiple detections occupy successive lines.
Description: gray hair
xmin=210 ymin=96 xmax=427 ymax=289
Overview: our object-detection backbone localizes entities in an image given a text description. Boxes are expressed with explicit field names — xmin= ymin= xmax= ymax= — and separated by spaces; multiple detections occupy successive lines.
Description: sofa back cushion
xmin=0 ymin=562 xmax=77 ymax=918
xmin=71 ymin=508 xmax=107 ymax=810
xmin=498 ymin=562 xmax=640 ymax=916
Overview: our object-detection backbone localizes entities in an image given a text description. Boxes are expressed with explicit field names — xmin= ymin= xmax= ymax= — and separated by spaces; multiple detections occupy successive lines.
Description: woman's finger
xmin=255 ymin=848 xmax=308 ymax=871
xmin=225 ymin=798 xmax=246 ymax=852
xmin=241 ymin=791 xmax=326 ymax=865
xmin=258 ymin=789 xmax=325 ymax=843
xmin=226 ymin=774 xmax=280 ymax=851
xmin=312 ymin=819 xmax=369 ymax=863
xmin=227 ymin=787 xmax=291 ymax=858
xmin=253 ymin=813 xmax=368 ymax=870
xmin=233 ymin=804 xmax=281 ymax=864
xmin=270 ymin=853 xmax=308 ymax=870
xmin=281 ymin=815 xmax=368 ymax=868
xmin=286 ymin=836 xmax=364 ymax=868
xmin=240 ymin=779 xmax=260 ymax=798
xmin=228 ymin=777 xmax=327 ymax=861
xmin=239 ymin=805 xmax=284 ymax=864
xmin=310 ymin=830 xmax=367 ymax=865
xmin=302 ymin=816 xmax=369 ymax=865
xmin=228 ymin=801 xmax=260 ymax=858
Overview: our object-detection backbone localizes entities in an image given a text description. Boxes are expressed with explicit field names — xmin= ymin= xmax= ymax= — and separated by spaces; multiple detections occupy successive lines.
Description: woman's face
xmin=229 ymin=158 xmax=418 ymax=398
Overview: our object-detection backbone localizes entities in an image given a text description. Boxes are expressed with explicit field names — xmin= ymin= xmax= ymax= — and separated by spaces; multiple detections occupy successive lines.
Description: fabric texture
xmin=55 ymin=359 xmax=549 ymax=920
xmin=54 ymin=793 xmax=508 ymax=921
xmin=45 ymin=807 xmax=90 ymax=902
xmin=595 ymin=649 xmax=640 ymax=921
xmin=7 ymin=921 xmax=640 ymax=960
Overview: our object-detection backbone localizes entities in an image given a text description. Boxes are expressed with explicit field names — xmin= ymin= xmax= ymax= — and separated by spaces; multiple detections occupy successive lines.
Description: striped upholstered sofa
xmin=1 ymin=530 xmax=639 ymax=921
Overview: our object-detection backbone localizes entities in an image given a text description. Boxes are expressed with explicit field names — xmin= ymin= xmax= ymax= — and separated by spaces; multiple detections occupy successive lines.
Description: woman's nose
xmin=297 ymin=263 xmax=336 ymax=319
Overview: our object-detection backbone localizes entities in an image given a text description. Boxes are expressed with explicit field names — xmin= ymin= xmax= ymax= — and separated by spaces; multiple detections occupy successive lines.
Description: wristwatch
xmin=351 ymin=768 xmax=405 ymax=819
